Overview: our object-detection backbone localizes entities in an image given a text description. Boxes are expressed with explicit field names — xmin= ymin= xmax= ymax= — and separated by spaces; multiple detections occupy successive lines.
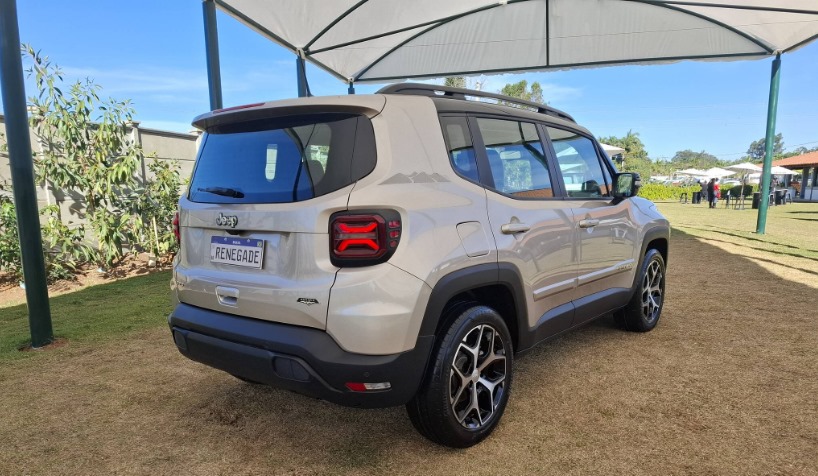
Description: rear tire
xmin=406 ymin=305 xmax=513 ymax=448
xmin=616 ymin=249 xmax=666 ymax=332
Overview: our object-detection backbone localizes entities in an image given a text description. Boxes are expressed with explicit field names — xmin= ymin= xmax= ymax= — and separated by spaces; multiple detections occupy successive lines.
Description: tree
xmin=444 ymin=76 xmax=466 ymax=88
xmin=24 ymin=45 xmax=180 ymax=269
xmin=598 ymin=130 xmax=651 ymax=178
xmin=746 ymin=133 xmax=784 ymax=162
xmin=670 ymin=149 xmax=720 ymax=169
xmin=500 ymin=80 xmax=544 ymax=104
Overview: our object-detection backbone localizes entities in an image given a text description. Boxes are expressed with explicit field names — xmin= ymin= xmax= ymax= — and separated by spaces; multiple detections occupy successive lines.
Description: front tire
xmin=616 ymin=249 xmax=666 ymax=332
xmin=406 ymin=305 xmax=513 ymax=448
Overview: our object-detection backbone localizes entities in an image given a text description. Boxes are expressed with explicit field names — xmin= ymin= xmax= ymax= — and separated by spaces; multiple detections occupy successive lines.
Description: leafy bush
xmin=721 ymin=184 xmax=757 ymax=198
xmin=0 ymin=188 xmax=22 ymax=280
xmin=0 ymin=184 xmax=96 ymax=283
xmin=638 ymin=184 xmax=701 ymax=202
xmin=0 ymin=47 xmax=184 ymax=283
xmin=40 ymin=205 xmax=96 ymax=281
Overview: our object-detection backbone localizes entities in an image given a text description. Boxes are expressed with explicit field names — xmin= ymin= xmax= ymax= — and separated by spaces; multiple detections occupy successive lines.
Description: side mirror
xmin=613 ymin=172 xmax=641 ymax=199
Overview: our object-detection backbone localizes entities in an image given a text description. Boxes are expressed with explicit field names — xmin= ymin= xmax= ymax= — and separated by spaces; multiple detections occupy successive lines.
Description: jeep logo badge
xmin=216 ymin=212 xmax=238 ymax=228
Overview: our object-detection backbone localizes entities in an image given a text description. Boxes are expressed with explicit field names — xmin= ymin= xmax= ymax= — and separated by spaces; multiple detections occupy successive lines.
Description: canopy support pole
xmin=756 ymin=53 xmax=781 ymax=235
xmin=0 ymin=0 xmax=53 ymax=348
xmin=296 ymin=54 xmax=308 ymax=98
xmin=203 ymin=0 xmax=223 ymax=110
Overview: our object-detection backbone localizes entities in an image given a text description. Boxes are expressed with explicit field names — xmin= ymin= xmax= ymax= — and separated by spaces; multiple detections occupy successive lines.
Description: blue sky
xmin=5 ymin=0 xmax=817 ymax=161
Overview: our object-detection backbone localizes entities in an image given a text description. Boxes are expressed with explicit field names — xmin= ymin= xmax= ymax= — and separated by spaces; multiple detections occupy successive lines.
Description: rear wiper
xmin=197 ymin=186 xmax=245 ymax=198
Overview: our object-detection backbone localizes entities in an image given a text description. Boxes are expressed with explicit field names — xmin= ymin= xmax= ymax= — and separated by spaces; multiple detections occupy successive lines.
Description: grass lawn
xmin=1 ymin=205 xmax=816 ymax=474
xmin=0 ymin=271 xmax=171 ymax=360
xmin=655 ymin=200 xmax=818 ymax=261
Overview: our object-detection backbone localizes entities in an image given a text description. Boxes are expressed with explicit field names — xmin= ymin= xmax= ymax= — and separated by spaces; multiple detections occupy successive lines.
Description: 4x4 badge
xmin=216 ymin=212 xmax=238 ymax=228
xmin=297 ymin=298 xmax=319 ymax=306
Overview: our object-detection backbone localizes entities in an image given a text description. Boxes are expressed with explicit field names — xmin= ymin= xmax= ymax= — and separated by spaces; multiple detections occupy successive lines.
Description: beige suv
xmin=169 ymin=84 xmax=670 ymax=448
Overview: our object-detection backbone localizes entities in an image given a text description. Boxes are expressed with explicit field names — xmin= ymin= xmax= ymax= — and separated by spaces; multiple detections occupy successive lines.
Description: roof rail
xmin=376 ymin=83 xmax=576 ymax=123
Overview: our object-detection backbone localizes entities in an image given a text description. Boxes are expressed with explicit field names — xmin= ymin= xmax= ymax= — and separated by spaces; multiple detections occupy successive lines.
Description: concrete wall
xmin=0 ymin=114 xmax=199 ymax=224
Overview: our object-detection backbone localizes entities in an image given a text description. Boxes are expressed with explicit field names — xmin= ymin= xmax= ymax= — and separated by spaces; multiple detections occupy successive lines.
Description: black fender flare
xmin=632 ymin=225 xmax=670 ymax=292
xmin=417 ymin=262 xmax=528 ymax=343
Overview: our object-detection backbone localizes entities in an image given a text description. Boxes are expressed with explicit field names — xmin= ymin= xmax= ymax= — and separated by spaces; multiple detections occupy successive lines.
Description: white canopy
xmin=214 ymin=0 xmax=818 ymax=83
xmin=600 ymin=143 xmax=625 ymax=157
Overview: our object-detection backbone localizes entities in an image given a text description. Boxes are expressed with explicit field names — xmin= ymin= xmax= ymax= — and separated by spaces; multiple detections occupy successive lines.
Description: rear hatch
xmin=175 ymin=98 xmax=383 ymax=330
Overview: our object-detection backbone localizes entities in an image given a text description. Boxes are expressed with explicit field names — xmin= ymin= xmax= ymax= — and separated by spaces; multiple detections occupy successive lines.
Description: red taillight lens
xmin=332 ymin=215 xmax=385 ymax=258
xmin=330 ymin=211 xmax=401 ymax=267
xmin=172 ymin=212 xmax=180 ymax=244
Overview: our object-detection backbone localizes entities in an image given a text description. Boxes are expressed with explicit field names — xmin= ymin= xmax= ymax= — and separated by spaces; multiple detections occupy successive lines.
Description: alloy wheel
xmin=641 ymin=260 xmax=664 ymax=323
xmin=449 ymin=324 xmax=507 ymax=429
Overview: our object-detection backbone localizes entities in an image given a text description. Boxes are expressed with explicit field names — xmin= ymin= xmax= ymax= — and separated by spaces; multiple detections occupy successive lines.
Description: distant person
xmin=707 ymin=179 xmax=716 ymax=208
xmin=699 ymin=180 xmax=707 ymax=204
xmin=714 ymin=178 xmax=720 ymax=207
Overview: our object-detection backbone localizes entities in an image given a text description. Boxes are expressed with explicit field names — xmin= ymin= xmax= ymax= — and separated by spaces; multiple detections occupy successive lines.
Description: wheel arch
xmin=418 ymin=263 xmax=527 ymax=352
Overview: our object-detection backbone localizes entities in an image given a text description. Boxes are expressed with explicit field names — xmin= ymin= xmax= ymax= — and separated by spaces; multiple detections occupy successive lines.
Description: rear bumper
xmin=168 ymin=303 xmax=434 ymax=408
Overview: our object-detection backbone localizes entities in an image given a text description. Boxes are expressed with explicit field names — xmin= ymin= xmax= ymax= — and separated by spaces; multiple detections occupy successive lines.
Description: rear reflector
xmin=172 ymin=212 xmax=180 ymax=244
xmin=345 ymin=382 xmax=392 ymax=392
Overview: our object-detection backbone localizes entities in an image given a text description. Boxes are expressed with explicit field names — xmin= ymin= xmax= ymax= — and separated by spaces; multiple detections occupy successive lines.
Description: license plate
xmin=210 ymin=236 xmax=265 ymax=269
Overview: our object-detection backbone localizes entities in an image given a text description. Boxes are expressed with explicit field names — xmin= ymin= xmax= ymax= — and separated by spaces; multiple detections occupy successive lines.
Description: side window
xmin=475 ymin=118 xmax=554 ymax=199
xmin=439 ymin=116 xmax=479 ymax=182
xmin=546 ymin=127 xmax=611 ymax=198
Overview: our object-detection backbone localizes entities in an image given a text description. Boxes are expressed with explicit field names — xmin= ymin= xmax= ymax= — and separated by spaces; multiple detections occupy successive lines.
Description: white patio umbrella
xmin=770 ymin=165 xmax=797 ymax=175
xmin=677 ymin=168 xmax=708 ymax=176
xmin=727 ymin=162 xmax=763 ymax=173
xmin=703 ymin=167 xmax=736 ymax=179
xmin=726 ymin=163 xmax=762 ymax=205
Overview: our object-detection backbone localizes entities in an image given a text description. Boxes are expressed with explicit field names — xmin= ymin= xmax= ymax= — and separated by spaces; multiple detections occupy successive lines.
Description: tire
xmin=616 ymin=249 xmax=666 ymax=332
xmin=406 ymin=305 xmax=513 ymax=448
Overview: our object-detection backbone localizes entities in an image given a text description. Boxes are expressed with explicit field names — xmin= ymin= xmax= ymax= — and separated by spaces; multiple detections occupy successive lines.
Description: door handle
xmin=578 ymin=219 xmax=600 ymax=229
xmin=501 ymin=223 xmax=531 ymax=234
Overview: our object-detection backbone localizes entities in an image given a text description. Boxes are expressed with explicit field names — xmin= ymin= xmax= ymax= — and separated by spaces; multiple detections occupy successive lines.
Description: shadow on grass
xmin=682 ymin=224 xmax=803 ymax=251
xmin=676 ymin=225 xmax=818 ymax=263
xmin=0 ymin=271 xmax=172 ymax=359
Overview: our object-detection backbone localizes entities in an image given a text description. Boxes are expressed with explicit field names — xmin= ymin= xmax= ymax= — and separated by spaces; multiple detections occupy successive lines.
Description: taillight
xmin=172 ymin=212 xmax=180 ymax=244
xmin=330 ymin=210 xmax=401 ymax=267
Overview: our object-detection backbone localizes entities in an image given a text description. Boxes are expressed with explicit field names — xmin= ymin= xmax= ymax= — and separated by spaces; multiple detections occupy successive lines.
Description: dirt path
xmin=1 ymin=231 xmax=817 ymax=475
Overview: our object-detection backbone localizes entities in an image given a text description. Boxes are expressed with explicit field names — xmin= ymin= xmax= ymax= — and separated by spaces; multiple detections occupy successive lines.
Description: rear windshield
xmin=189 ymin=114 xmax=375 ymax=203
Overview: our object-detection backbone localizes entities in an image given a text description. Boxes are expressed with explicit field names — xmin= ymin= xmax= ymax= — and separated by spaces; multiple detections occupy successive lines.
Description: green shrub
xmin=721 ymin=184 xmax=757 ymax=198
xmin=638 ymin=184 xmax=701 ymax=202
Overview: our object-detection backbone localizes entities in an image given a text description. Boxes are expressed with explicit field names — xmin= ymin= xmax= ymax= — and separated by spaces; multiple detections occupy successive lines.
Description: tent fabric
xmin=214 ymin=0 xmax=818 ymax=83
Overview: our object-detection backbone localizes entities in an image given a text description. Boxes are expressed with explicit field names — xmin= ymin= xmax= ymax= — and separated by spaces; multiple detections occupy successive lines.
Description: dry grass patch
xmin=1 ymin=207 xmax=817 ymax=474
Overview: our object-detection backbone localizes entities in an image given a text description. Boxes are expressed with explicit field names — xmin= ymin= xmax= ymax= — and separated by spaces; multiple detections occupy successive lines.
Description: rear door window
xmin=475 ymin=118 xmax=555 ymax=199
xmin=189 ymin=114 xmax=374 ymax=203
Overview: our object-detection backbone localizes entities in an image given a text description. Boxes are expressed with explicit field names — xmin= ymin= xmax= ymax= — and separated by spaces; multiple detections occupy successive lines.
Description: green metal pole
xmin=296 ymin=56 xmax=308 ymax=97
xmin=202 ymin=0 xmax=223 ymax=110
xmin=0 ymin=0 xmax=53 ymax=347
xmin=756 ymin=53 xmax=781 ymax=235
